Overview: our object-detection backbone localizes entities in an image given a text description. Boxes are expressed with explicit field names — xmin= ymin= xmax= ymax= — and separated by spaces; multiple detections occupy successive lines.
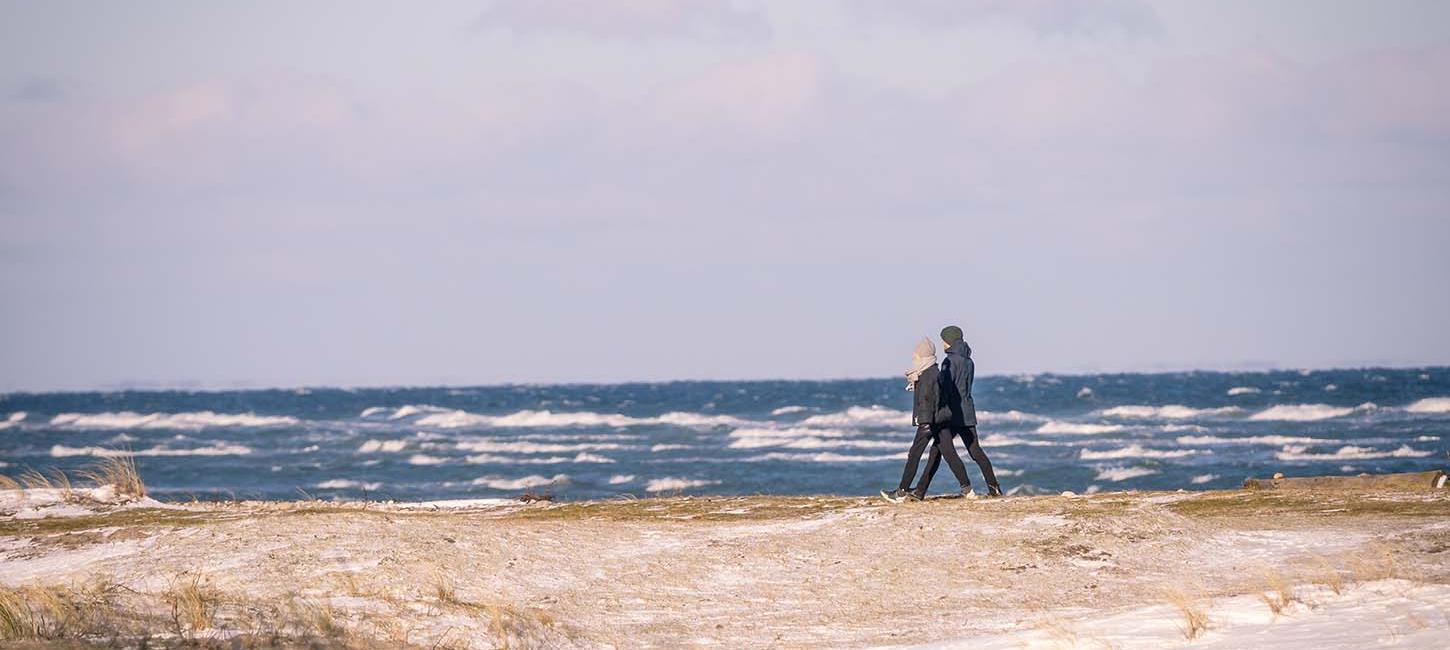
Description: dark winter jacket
xmin=911 ymin=364 xmax=951 ymax=426
xmin=939 ymin=341 xmax=977 ymax=427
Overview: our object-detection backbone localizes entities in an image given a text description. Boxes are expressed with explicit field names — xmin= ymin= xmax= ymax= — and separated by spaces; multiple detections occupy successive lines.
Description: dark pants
xmin=897 ymin=424 xmax=971 ymax=493
xmin=916 ymin=425 xmax=1000 ymax=496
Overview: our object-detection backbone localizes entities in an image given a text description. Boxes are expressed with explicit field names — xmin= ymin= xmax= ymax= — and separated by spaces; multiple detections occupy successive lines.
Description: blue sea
xmin=2 ymin=367 xmax=1447 ymax=501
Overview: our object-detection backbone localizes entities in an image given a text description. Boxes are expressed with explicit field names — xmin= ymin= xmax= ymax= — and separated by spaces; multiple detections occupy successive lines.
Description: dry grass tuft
xmin=1349 ymin=544 xmax=1400 ymax=584
xmin=1165 ymin=589 xmax=1210 ymax=640
xmin=0 ymin=475 xmax=21 ymax=492
xmin=78 ymin=454 xmax=146 ymax=499
xmin=1259 ymin=571 xmax=1299 ymax=617
xmin=1306 ymin=556 xmax=1344 ymax=596
xmin=164 ymin=574 xmax=218 ymax=635
xmin=18 ymin=468 xmax=52 ymax=491
xmin=433 ymin=572 xmax=461 ymax=606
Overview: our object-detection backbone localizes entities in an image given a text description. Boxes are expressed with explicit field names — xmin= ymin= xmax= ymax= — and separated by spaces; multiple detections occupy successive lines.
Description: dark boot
xmin=987 ymin=483 xmax=1004 ymax=498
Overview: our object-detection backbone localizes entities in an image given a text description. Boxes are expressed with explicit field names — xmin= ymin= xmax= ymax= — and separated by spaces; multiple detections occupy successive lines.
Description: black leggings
xmin=916 ymin=426 xmax=999 ymax=495
xmin=897 ymin=424 xmax=971 ymax=492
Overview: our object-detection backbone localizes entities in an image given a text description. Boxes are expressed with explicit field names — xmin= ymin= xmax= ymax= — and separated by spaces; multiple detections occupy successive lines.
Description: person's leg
xmin=915 ymin=444 xmax=941 ymax=495
xmin=896 ymin=424 xmax=936 ymax=491
xmin=915 ymin=426 xmax=972 ymax=497
xmin=962 ymin=426 xmax=1002 ymax=495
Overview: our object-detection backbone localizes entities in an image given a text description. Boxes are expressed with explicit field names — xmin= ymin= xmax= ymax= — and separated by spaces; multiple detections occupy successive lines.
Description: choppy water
xmin=2 ymin=367 xmax=1448 ymax=501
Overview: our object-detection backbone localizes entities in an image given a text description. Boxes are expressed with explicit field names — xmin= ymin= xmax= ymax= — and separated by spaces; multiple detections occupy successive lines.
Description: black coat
xmin=939 ymin=342 xmax=977 ymax=427
xmin=911 ymin=364 xmax=951 ymax=426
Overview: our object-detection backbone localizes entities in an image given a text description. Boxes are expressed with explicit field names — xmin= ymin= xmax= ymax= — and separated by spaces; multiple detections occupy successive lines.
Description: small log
xmin=1243 ymin=470 xmax=1448 ymax=492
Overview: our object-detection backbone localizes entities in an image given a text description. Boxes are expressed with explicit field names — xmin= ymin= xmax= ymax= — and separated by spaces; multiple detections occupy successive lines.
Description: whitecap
xmin=462 ymin=452 xmax=614 ymax=465
xmin=644 ymin=477 xmax=720 ymax=492
xmin=770 ymin=405 xmax=808 ymax=416
xmin=1275 ymin=445 xmax=1434 ymax=461
xmin=1406 ymin=397 xmax=1450 ymax=414
xmin=1094 ymin=466 xmax=1158 ymax=482
xmin=407 ymin=454 xmax=448 ymax=465
xmin=1079 ymin=445 xmax=1199 ymax=460
xmin=1227 ymin=387 xmax=1261 ymax=396
xmin=745 ymin=451 xmax=906 ymax=463
xmin=50 ymin=443 xmax=252 ymax=458
xmin=358 ymin=439 xmax=408 ymax=453
xmin=48 ymin=411 xmax=298 ymax=430
xmin=978 ymin=410 xmax=1049 ymax=423
xmin=1249 ymin=404 xmax=1357 ymax=421
xmin=0 ymin=411 xmax=25 ymax=430
xmin=1035 ymin=421 xmax=1124 ymax=435
xmin=453 ymin=440 xmax=624 ymax=454
xmin=799 ymin=406 xmax=911 ymax=428
xmin=1098 ymin=405 xmax=1242 ymax=419
xmin=315 ymin=479 xmax=382 ymax=490
xmin=649 ymin=444 xmax=694 ymax=452
xmin=608 ymin=474 xmax=635 ymax=485
xmin=728 ymin=436 xmax=901 ymax=451
xmin=415 ymin=409 xmax=745 ymax=429
xmin=1176 ymin=434 xmax=1337 ymax=446
xmin=471 ymin=474 xmax=569 ymax=490
xmin=1076 ymin=387 xmax=1094 ymax=398
xmin=1191 ymin=474 xmax=1218 ymax=484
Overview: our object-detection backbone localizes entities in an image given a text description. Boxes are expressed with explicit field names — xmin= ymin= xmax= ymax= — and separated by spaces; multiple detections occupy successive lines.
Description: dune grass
xmin=77 ymin=454 xmax=147 ymax=499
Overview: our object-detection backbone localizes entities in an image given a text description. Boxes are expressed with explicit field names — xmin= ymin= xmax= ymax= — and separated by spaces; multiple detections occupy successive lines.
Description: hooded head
xmin=905 ymin=337 xmax=937 ymax=389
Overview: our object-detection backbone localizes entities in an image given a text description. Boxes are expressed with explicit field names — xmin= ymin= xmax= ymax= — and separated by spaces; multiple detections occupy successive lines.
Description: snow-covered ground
xmin=1 ymin=487 xmax=1448 ymax=647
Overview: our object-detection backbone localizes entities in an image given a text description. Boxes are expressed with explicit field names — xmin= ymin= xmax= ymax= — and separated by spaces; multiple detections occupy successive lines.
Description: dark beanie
xmin=940 ymin=325 xmax=964 ymax=343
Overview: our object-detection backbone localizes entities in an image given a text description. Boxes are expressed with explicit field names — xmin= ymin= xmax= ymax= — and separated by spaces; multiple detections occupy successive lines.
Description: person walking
xmin=914 ymin=325 xmax=1004 ymax=498
xmin=880 ymin=337 xmax=975 ymax=502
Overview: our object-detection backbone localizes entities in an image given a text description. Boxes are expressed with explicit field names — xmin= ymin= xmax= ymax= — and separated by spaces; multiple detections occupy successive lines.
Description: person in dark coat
xmin=914 ymin=325 xmax=1004 ymax=498
xmin=881 ymin=337 xmax=975 ymax=502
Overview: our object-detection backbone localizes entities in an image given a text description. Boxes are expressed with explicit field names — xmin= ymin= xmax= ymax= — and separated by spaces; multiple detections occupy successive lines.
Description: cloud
xmin=472 ymin=0 xmax=770 ymax=40
xmin=841 ymin=0 xmax=1161 ymax=37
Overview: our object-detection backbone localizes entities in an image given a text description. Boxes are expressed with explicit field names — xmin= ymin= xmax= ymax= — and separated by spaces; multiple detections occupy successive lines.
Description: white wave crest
xmin=1275 ymin=445 xmax=1434 ymax=461
xmin=50 ymin=442 xmax=252 ymax=458
xmin=745 ymin=451 xmax=906 ymax=463
xmin=414 ymin=409 xmax=745 ymax=429
xmin=1094 ymin=466 xmax=1159 ymax=482
xmin=729 ymin=426 xmax=855 ymax=440
xmin=48 ymin=411 xmax=298 ymax=430
xmin=1176 ymin=435 xmax=1336 ymax=446
xmin=1079 ymin=445 xmax=1199 ymax=460
xmin=0 ymin=412 xmax=25 ymax=430
xmin=799 ymin=406 xmax=911 ymax=428
xmin=649 ymin=444 xmax=694 ymax=452
xmin=770 ymin=406 xmax=808 ymax=416
xmin=978 ymin=410 xmax=1049 ymax=423
xmin=1098 ymin=405 xmax=1242 ymax=419
xmin=1406 ymin=397 xmax=1450 ymax=414
xmin=1227 ymin=387 xmax=1261 ymax=396
xmin=1248 ymin=403 xmax=1375 ymax=422
xmin=471 ymin=474 xmax=569 ymax=490
xmin=407 ymin=454 xmax=448 ymax=465
xmin=608 ymin=474 xmax=635 ymax=485
xmin=358 ymin=439 xmax=408 ymax=453
xmin=315 ymin=479 xmax=382 ymax=490
xmin=462 ymin=452 xmax=614 ymax=465
xmin=1191 ymin=474 xmax=1219 ymax=484
xmin=454 ymin=440 xmax=623 ymax=454
xmin=644 ymin=477 xmax=720 ymax=492
xmin=729 ymin=437 xmax=902 ymax=450
xmin=1035 ymin=421 xmax=1124 ymax=435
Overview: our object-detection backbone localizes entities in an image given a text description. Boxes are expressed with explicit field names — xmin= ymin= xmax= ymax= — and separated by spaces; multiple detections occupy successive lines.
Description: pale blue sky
xmin=2 ymin=0 xmax=1448 ymax=390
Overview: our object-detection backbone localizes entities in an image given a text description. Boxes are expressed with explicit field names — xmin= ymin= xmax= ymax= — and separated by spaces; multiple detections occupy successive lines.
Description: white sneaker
xmin=960 ymin=488 xmax=978 ymax=500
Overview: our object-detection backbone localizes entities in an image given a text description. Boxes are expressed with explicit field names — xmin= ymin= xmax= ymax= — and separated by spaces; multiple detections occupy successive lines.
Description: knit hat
xmin=940 ymin=325 xmax=964 ymax=344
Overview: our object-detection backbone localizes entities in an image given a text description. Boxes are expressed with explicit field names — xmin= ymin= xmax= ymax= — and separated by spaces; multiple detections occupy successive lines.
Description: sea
xmin=2 ymin=367 xmax=1448 ymax=502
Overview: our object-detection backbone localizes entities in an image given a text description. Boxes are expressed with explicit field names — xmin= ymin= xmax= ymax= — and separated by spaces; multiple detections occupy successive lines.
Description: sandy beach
xmin=3 ymin=476 xmax=1449 ymax=648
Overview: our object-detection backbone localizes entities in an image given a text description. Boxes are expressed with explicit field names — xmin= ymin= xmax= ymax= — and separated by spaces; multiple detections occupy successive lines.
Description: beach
xmin=4 ymin=478 xmax=1449 ymax=648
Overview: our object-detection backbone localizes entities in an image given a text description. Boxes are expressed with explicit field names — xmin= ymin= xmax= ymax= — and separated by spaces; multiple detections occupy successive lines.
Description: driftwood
xmin=1244 ymin=469 xmax=1448 ymax=492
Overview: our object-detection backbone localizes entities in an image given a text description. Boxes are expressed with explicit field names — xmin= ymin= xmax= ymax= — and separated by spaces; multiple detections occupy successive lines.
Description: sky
xmin=1 ymin=0 xmax=1448 ymax=391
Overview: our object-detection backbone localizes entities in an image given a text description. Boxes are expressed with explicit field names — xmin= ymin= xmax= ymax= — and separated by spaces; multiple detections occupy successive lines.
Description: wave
xmin=1079 ymin=445 xmax=1199 ymax=460
xmin=728 ymin=437 xmax=902 ymax=451
xmin=1035 ymin=421 xmax=1124 ymax=435
xmin=48 ymin=411 xmax=298 ymax=430
xmin=1227 ymin=387 xmax=1261 ymax=396
xmin=1098 ymin=405 xmax=1242 ymax=419
xmin=413 ymin=409 xmax=746 ymax=429
xmin=1094 ymin=466 xmax=1158 ymax=481
xmin=979 ymin=434 xmax=1060 ymax=447
xmin=50 ymin=442 xmax=252 ymax=457
xmin=745 ymin=451 xmax=906 ymax=463
xmin=453 ymin=440 xmax=624 ymax=454
xmin=799 ymin=406 xmax=910 ymax=428
xmin=471 ymin=474 xmax=569 ymax=490
xmin=1175 ymin=434 xmax=1337 ymax=446
xmin=770 ymin=406 xmax=808 ymax=416
xmin=645 ymin=477 xmax=720 ymax=492
xmin=463 ymin=452 xmax=615 ymax=465
xmin=1275 ymin=445 xmax=1434 ymax=461
xmin=1191 ymin=474 xmax=1219 ymax=484
xmin=358 ymin=439 xmax=409 ymax=453
xmin=979 ymin=410 xmax=1050 ymax=423
xmin=1406 ymin=397 xmax=1450 ymax=414
xmin=1248 ymin=403 xmax=1376 ymax=422
xmin=315 ymin=479 xmax=381 ymax=490
xmin=608 ymin=474 xmax=635 ymax=484
xmin=0 ymin=412 xmax=25 ymax=430
xmin=407 ymin=454 xmax=448 ymax=465
xmin=649 ymin=444 xmax=694 ymax=452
